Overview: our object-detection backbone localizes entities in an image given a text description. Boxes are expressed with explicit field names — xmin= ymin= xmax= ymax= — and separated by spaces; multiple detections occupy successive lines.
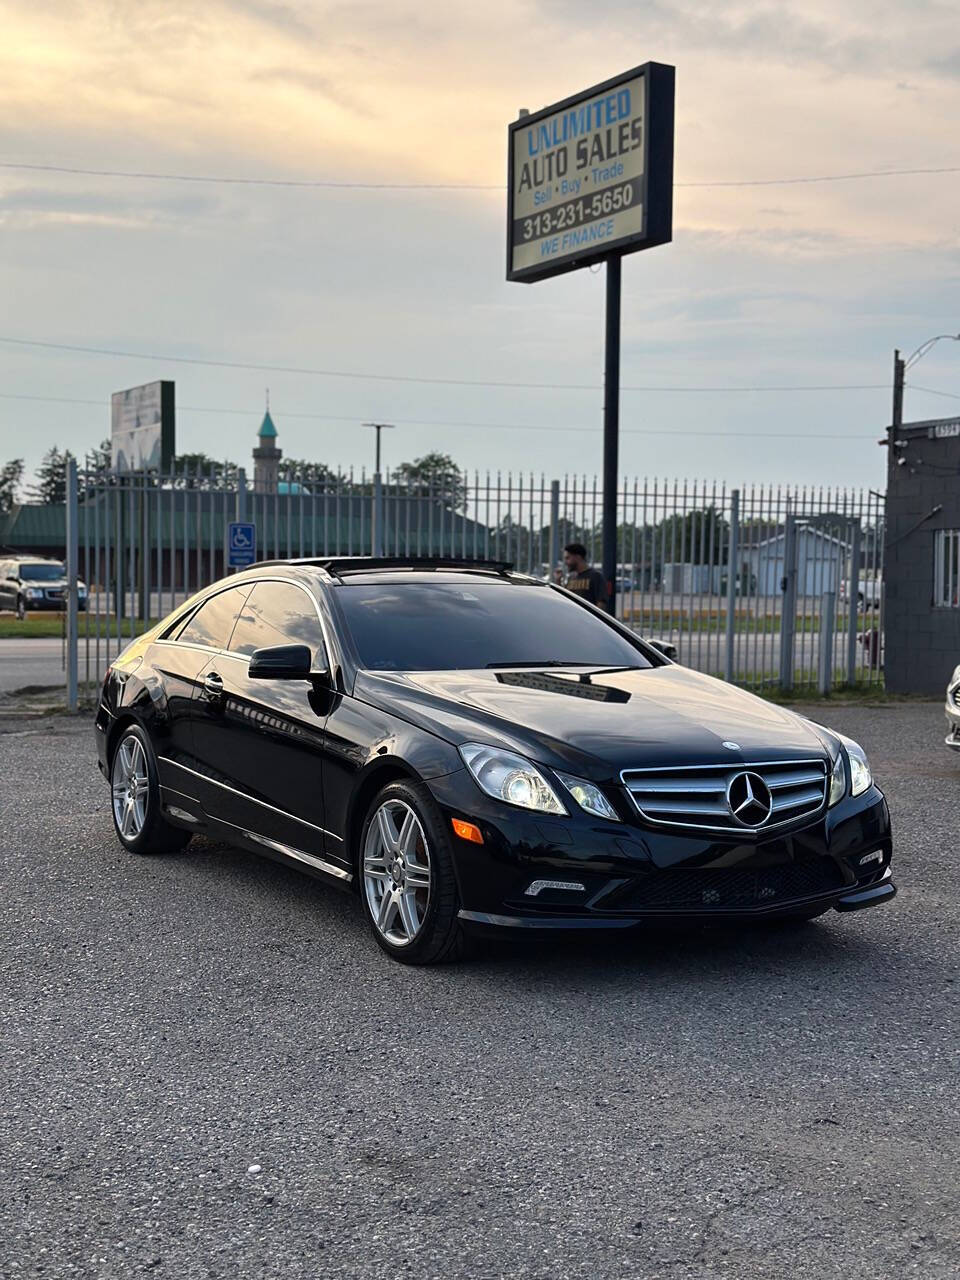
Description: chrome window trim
xmin=620 ymin=757 xmax=829 ymax=836
xmin=157 ymin=755 xmax=344 ymax=842
xmin=165 ymin=581 xmax=254 ymax=648
xmin=155 ymin=574 xmax=334 ymax=673
xmin=226 ymin=576 xmax=334 ymax=671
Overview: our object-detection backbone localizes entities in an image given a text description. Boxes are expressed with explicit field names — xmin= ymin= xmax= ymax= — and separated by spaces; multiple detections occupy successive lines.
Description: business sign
xmin=899 ymin=416 xmax=960 ymax=439
xmin=110 ymin=380 xmax=175 ymax=472
xmin=507 ymin=63 xmax=674 ymax=283
xmin=227 ymin=521 xmax=257 ymax=568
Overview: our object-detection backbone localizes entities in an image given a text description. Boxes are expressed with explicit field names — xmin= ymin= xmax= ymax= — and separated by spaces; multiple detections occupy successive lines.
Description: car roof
xmin=238 ymin=557 xmax=541 ymax=590
xmin=327 ymin=570 xmax=541 ymax=587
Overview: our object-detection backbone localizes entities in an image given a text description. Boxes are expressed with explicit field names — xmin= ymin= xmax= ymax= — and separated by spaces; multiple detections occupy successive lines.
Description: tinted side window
xmin=229 ymin=581 xmax=323 ymax=661
xmin=176 ymin=586 xmax=251 ymax=650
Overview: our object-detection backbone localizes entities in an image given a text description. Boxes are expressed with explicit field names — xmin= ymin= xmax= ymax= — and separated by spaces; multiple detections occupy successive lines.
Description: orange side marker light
xmin=452 ymin=818 xmax=484 ymax=844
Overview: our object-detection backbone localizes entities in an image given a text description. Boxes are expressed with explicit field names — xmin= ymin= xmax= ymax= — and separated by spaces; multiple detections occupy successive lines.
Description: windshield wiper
xmin=485 ymin=660 xmax=596 ymax=668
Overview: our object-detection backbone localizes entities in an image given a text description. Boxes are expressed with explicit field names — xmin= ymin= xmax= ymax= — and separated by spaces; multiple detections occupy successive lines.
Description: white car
xmin=841 ymin=576 xmax=882 ymax=609
xmin=946 ymin=665 xmax=960 ymax=753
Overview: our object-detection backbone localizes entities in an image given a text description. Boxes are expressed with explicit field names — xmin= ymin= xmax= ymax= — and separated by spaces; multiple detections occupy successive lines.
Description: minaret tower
xmin=253 ymin=389 xmax=281 ymax=493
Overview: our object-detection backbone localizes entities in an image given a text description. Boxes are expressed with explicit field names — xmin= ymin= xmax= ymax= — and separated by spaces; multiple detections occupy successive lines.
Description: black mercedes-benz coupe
xmin=95 ymin=557 xmax=895 ymax=964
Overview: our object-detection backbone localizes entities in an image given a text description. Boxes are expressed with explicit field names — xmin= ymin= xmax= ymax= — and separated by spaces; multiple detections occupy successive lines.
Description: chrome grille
xmin=621 ymin=758 xmax=828 ymax=834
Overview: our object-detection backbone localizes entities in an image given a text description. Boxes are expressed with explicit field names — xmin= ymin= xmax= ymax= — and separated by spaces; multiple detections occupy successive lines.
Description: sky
xmin=1 ymin=0 xmax=959 ymax=492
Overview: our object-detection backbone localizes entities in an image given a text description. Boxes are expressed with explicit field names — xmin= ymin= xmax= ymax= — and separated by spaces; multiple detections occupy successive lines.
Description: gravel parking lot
xmin=2 ymin=702 xmax=958 ymax=1279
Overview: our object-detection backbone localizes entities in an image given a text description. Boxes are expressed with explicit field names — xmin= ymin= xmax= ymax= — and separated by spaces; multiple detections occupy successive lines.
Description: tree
xmin=281 ymin=458 xmax=339 ymax=493
xmin=173 ymin=453 xmax=238 ymax=489
xmin=89 ymin=438 xmax=112 ymax=473
xmin=27 ymin=446 xmax=71 ymax=505
xmin=392 ymin=452 xmax=467 ymax=511
xmin=0 ymin=459 xmax=23 ymax=514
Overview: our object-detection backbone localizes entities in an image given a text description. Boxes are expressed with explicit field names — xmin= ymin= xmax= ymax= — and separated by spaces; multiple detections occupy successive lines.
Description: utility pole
xmin=364 ymin=423 xmax=394 ymax=558
xmin=891 ymin=348 xmax=905 ymax=439
xmin=363 ymin=422 xmax=395 ymax=474
xmin=602 ymin=255 xmax=622 ymax=616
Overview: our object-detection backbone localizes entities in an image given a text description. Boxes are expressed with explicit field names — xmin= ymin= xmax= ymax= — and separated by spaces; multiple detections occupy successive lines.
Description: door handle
xmin=202 ymin=671 xmax=224 ymax=699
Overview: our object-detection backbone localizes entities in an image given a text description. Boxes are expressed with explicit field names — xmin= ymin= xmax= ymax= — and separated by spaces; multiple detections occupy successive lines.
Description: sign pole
xmin=602 ymin=254 xmax=622 ymax=615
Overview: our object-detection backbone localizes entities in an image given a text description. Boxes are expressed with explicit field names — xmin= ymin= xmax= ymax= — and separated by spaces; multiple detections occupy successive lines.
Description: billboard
xmin=507 ymin=63 xmax=674 ymax=283
xmin=110 ymin=381 xmax=175 ymax=472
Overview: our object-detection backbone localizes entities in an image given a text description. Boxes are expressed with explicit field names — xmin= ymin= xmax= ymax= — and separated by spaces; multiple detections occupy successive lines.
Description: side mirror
xmin=248 ymin=644 xmax=313 ymax=680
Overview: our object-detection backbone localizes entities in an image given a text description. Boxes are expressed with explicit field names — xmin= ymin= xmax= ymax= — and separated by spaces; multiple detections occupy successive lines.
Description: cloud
xmin=249 ymin=66 xmax=377 ymax=117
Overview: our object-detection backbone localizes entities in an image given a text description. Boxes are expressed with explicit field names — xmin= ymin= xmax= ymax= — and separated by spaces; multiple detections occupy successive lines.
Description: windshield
xmin=20 ymin=563 xmax=66 ymax=581
xmin=336 ymin=581 xmax=653 ymax=672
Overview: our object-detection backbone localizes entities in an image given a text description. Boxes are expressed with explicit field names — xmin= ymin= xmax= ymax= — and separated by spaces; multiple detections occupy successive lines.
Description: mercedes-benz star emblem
xmin=726 ymin=771 xmax=773 ymax=827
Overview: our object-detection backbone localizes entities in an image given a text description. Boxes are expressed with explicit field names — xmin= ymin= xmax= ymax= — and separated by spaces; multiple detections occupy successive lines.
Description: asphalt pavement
xmin=1 ymin=703 xmax=958 ymax=1278
xmin=0 ymin=637 xmax=65 ymax=694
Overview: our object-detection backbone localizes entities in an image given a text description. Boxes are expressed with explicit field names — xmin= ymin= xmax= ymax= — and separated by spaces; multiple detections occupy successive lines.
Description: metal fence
xmin=60 ymin=460 xmax=885 ymax=705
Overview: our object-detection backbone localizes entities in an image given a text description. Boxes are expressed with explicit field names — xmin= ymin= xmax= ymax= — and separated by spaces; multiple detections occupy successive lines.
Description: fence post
xmin=779 ymin=513 xmax=798 ymax=692
xmin=65 ymin=456 xmax=79 ymax=712
xmin=549 ymin=480 xmax=560 ymax=580
xmin=724 ymin=488 xmax=740 ymax=682
xmin=373 ymin=472 xmax=384 ymax=557
xmin=846 ymin=517 xmax=861 ymax=686
xmin=236 ymin=467 xmax=247 ymax=523
xmin=819 ymin=590 xmax=836 ymax=695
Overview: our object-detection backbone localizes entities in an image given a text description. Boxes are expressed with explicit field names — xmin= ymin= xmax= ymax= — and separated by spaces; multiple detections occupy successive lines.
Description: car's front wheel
xmin=359 ymin=780 xmax=469 ymax=965
xmin=110 ymin=724 xmax=191 ymax=855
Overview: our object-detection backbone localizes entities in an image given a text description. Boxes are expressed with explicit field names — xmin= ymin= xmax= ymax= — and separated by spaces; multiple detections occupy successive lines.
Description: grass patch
xmin=0 ymin=614 xmax=159 ymax=640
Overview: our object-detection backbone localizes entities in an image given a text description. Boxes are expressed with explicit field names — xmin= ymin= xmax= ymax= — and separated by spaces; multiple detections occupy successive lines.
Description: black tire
xmin=109 ymin=723 xmax=191 ymax=855
xmin=357 ymin=779 xmax=471 ymax=965
xmin=16 ymin=596 xmax=25 ymax=621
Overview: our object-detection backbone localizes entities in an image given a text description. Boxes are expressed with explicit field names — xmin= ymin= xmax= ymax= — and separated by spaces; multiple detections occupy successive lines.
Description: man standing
xmin=562 ymin=542 xmax=608 ymax=607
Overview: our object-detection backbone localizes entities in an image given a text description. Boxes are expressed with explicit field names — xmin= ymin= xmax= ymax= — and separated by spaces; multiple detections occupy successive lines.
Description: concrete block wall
xmin=885 ymin=424 xmax=960 ymax=694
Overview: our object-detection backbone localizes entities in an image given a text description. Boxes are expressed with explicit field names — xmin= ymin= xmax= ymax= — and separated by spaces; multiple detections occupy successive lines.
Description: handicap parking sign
xmin=227 ymin=521 xmax=257 ymax=568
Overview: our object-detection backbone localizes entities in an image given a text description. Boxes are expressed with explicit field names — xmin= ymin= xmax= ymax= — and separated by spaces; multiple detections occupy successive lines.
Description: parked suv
xmin=0 ymin=557 xmax=88 ymax=619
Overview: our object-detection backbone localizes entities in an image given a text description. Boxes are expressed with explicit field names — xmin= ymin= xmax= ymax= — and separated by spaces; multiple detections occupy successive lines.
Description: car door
xmin=191 ymin=578 xmax=337 ymax=867
xmin=153 ymin=584 xmax=254 ymax=806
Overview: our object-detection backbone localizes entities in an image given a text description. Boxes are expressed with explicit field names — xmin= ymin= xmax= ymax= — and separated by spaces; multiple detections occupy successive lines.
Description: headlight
xmin=828 ymin=752 xmax=846 ymax=806
xmin=555 ymin=771 xmax=621 ymax=821
xmin=845 ymin=741 xmax=873 ymax=797
xmin=78 ymin=584 xmax=87 ymax=597
xmin=828 ymin=738 xmax=873 ymax=805
xmin=25 ymin=587 xmax=40 ymax=599
xmin=460 ymin=744 xmax=566 ymax=815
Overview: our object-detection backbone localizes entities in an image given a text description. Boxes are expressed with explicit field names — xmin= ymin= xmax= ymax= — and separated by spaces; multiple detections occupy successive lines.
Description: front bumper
xmin=21 ymin=596 xmax=86 ymax=612
xmin=428 ymin=770 xmax=895 ymax=933
xmin=945 ymin=689 xmax=960 ymax=751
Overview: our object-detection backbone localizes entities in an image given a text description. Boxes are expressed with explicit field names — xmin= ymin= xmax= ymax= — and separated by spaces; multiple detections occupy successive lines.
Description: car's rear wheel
xmin=359 ymin=780 xmax=469 ymax=965
xmin=110 ymin=724 xmax=191 ymax=855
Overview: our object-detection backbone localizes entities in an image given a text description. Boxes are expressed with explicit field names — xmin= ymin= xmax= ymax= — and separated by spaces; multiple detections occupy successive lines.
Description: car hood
xmin=355 ymin=664 xmax=833 ymax=779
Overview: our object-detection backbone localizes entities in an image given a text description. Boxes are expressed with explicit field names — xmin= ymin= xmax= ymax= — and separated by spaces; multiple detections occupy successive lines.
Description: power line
xmin=678 ymin=165 xmax=960 ymax=188
xmin=908 ymin=383 xmax=960 ymax=402
xmin=1 ymin=159 xmax=958 ymax=190
xmin=0 ymin=336 xmax=889 ymax=395
xmin=0 ymin=390 xmax=881 ymax=439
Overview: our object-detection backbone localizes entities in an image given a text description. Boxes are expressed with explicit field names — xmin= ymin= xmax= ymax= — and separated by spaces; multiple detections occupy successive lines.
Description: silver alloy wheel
xmin=362 ymin=799 xmax=432 ymax=947
xmin=112 ymin=735 xmax=149 ymax=840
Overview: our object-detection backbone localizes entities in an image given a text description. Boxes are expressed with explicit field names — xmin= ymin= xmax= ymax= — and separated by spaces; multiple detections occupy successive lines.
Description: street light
xmin=904 ymin=333 xmax=960 ymax=370
xmin=363 ymin=422 xmax=395 ymax=475
xmin=891 ymin=333 xmax=960 ymax=434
